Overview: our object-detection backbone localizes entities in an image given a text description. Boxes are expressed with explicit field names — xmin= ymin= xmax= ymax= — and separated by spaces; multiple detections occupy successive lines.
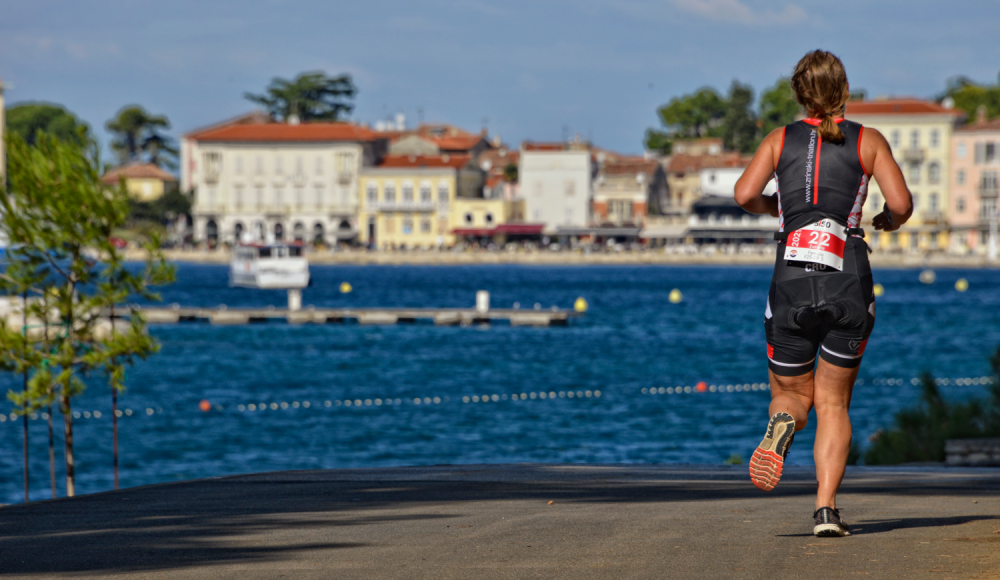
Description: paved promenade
xmin=1 ymin=464 xmax=999 ymax=579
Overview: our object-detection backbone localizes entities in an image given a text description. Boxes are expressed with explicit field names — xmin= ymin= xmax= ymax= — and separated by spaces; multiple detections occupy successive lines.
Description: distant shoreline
xmin=128 ymin=248 xmax=999 ymax=268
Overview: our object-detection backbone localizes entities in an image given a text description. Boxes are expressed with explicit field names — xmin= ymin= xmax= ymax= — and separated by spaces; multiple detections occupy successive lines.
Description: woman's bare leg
xmin=812 ymin=359 xmax=858 ymax=510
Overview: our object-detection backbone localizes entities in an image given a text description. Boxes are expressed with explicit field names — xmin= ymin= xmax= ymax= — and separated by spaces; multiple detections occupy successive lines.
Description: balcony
xmin=337 ymin=172 xmax=352 ymax=185
xmin=902 ymin=148 xmax=925 ymax=164
xmin=921 ymin=210 xmax=945 ymax=225
xmin=980 ymin=186 xmax=999 ymax=199
xmin=203 ymin=172 xmax=220 ymax=185
xmin=366 ymin=201 xmax=437 ymax=212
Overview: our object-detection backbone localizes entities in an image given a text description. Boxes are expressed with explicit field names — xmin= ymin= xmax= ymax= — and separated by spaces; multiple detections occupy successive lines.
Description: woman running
xmin=734 ymin=50 xmax=912 ymax=537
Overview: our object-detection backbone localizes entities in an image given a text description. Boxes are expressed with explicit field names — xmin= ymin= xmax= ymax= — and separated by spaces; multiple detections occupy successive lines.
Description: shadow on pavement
xmin=0 ymin=464 xmax=998 ymax=575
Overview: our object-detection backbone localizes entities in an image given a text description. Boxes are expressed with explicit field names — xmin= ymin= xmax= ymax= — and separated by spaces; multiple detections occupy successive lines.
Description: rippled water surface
xmin=2 ymin=263 xmax=998 ymax=503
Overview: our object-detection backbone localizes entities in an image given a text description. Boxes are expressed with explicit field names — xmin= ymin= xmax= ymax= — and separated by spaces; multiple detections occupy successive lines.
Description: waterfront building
xmin=477 ymin=147 xmax=521 ymax=200
xmin=663 ymin=141 xmax=747 ymax=216
xmin=451 ymin=198 xmax=540 ymax=245
xmin=949 ymin=108 xmax=1000 ymax=255
xmin=846 ymin=99 xmax=964 ymax=252
xmin=592 ymin=158 xmax=665 ymax=226
xmin=181 ymin=117 xmax=386 ymax=246
xmin=100 ymin=163 xmax=178 ymax=201
xmin=357 ymin=154 xmax=484 ymax=249
xmin=685 ymin=166 xmax=778 ymax=244
xmin=518 ymin=141 xmax=593 ymax=234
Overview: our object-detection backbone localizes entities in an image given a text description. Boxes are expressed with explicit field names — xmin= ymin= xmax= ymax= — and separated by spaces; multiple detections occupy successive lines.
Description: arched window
xmin=293 ymin=222 xmax=305 ymax=242
xmin=384 ymin=182 xmax=396 ymax=202
xmin=420 ymin=182 xmax=432 ymax=202
xmin=366 ymin=183 xmax=378 ymax=203
xmin=313 ymin=223 xmax=325 ymax=245
xmin=234 ymin=222 xmax=244 ymax=242
xmin=402 ymin=182 xmax=414 ymax=202
xmin=274 ymin=223 xmax=284 ymax=240
xmin=206 ymin=220 xmax=218 ymax=243
xmin=928 ymin=162 xmax=941 ymax=184
xmin=464 ymin=213 xmax=474 ymax=225
xmin=437 ymin=182 xmax=449 ymax=203
xmin=485 ymin=213 xmax=495 ymax=225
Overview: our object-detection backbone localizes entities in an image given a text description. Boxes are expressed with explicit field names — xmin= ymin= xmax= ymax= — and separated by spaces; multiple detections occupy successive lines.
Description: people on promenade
xmin=734 ymin=50 xmax=913 ymax=537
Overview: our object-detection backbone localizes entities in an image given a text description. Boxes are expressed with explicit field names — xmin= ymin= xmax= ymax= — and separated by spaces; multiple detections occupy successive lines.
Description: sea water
xmin=1 ymin=264 xmax=998 ymax=503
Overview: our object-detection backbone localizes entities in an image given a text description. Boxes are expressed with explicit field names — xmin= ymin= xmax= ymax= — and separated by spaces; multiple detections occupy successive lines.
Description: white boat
xmin=230 ymin=243 xmax=310 ymax=289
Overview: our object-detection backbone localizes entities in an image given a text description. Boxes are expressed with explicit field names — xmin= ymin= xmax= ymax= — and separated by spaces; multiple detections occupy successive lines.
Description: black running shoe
xmin=813 ymin=507 xmax=850 ymax=537
xmin=749 ymin=412 xmax=795 ymax=492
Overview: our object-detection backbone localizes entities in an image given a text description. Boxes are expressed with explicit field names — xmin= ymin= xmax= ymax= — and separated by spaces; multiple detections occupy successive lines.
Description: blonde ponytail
xmin=791 ymin=51 xmax=850 ymax=145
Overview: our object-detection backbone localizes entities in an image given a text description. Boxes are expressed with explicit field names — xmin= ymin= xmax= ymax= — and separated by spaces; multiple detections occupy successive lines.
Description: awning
xmin=555 ymin=226 xmax=642 ymax=237
xmin=495 ymin=223 xmax=545 ymax=235
xmin=452 ymin=228 xmax=496 ymax=236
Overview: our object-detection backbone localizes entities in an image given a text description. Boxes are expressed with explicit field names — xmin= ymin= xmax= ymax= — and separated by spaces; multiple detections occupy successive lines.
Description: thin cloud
xmin=672 ymin=0 xmax=806 ymax=25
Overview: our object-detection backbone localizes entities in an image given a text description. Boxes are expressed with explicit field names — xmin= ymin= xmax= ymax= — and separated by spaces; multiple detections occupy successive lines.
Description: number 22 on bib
xmin=783 ymin=220 xmax=847 ymax=271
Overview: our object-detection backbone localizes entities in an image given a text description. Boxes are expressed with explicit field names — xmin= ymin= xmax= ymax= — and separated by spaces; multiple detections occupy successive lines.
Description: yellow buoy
xmin=340 ymin=282 xmax=352 ymax=293
xmin=955 ymin=278 xmax=969 ymax=292
xmin=668 ymin=288 xmax=682 ymax=304
xmin=873 ymin=283 xmax=884 ymax=297
xmin=574 ymin=297 xmax=588 ymax=313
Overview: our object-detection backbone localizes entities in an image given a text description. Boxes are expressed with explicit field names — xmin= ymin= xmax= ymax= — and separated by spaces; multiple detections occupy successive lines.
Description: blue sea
xmin=2 ymin=264 xmax=999 ymax=503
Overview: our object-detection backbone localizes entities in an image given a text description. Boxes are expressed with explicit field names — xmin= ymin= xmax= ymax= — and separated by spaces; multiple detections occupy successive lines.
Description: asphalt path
xmin=1 ymin=464 xmax=999 ymax=579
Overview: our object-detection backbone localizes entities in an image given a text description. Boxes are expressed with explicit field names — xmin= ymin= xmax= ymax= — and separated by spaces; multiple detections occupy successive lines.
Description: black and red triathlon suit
xmin=765 ymin=118 xmax=876 ymax=376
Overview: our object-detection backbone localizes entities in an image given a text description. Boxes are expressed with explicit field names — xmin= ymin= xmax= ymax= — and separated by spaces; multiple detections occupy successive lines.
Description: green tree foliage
xmin=0 ymin=129 xmax=175 ymax=496
xmin=6 ymin=103 xmax=89 ymax=145
xmin=105 ymin=105 xmax=178 ymax=169
xmin=759 ymin=78 xmax=801 ymax=135
xmin=865 ymin=350 xmax=1000 ymax=465
xmin=245 ymin=71 xmax=358 ymax=122
xmin=128 ymin=183 xmax=192 ymax=226
xmin=503 ymin=162 xmax=518 ymax=183
xmin=722 ymin=81 xmax=758 ymax=154
xmin=940 ymin=72 xmax=1000 ymax=120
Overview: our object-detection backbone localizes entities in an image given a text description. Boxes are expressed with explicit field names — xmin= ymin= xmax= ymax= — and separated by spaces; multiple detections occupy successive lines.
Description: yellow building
xmin=100 ymin=162 xmax=178 ymax=201
xmin=358 ymin=155 xmax=474 ymax=249
xmin=451 ymin=197 xmax=529 ymax=243
xmin=847 ymin=99 xmax=963 ymax=252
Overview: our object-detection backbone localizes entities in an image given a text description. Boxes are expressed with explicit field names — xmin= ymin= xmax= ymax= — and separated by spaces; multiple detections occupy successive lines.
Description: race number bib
xmin=783 ymin=220 xmax=846 ymax=271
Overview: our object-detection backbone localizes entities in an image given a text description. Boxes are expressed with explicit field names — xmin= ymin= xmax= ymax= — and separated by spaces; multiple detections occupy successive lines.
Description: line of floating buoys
xmin=955 ymin=278 xmax=969 ymax=292
xmin=668 ymin=289 xmax=683 ymax=303
xmin=873 ymin=283 xmax=885 ymax=297
xmin=574 ymin=297 xmax=588 ymax=313
xmin=642 ymin=383 xmax=770 ymax=395
xmin=919 ymin=269 xmax=936 ymax=284
xmin=340 ymin=282 xmax=352 ymax=293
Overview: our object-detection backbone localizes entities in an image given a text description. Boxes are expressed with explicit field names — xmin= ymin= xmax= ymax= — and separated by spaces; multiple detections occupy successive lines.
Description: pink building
xmin=950 ymin=109 xmax=1000 ymax=254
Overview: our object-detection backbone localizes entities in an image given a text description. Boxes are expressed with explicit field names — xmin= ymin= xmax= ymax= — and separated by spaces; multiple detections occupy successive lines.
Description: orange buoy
xmin=696 ymin=381 xmax=707 ymax=393
xmin=198 ymin=400 xmax=212 ymax=412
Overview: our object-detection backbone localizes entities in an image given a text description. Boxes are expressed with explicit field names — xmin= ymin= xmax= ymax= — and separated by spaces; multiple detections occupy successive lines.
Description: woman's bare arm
xmin=860 ymin=128 xmax=913 ymax=231
xmin=735 ymin=128 xmax=782 ymax=217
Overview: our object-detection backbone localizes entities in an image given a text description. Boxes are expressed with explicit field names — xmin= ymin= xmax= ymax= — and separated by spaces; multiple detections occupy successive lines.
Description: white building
xmin=181 ymin=117 xmax=387 ymax=246
xmin=518 ymin=142 xmax=593 ymax=233
xmin=699 ymin=167 xmax=775 ymax=197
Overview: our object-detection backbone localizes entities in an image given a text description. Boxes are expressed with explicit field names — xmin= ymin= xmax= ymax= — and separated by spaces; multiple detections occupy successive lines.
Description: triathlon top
xmin=775 ymin=119 xmax=869 ymax=235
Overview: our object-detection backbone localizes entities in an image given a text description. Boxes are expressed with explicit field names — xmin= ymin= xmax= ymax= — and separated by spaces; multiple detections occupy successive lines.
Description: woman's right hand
xmin=872 ymin=210 xmax=900 ymax=232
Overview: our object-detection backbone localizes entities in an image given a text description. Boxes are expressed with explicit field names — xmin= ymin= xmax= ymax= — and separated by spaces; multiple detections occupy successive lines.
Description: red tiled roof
xmin=957 ymin=117 xmax=1000 ymax=132
xmin=101 ymin=163 xmax=177 ymax=184
xmin=667 ymin=153 xmax=746 ymax=174
xmin=186 ymin=122 xmax=380 ymax=142
xmin=522 ymin=142 xmax=568 ymax=151
xmin=378 ymin=154 xmax=472 ymax=169
xmin=601 ymin=158 xmax=660 ymax=176
xmin=432 ymin=135 xmax=486 ymax=151
xmin=846 ymin=99 xmax=964 ymax=116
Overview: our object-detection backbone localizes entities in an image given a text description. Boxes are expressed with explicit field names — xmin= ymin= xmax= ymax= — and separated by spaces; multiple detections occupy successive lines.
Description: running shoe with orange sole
xmin=749 ymin=412 xmax=795 ymax=491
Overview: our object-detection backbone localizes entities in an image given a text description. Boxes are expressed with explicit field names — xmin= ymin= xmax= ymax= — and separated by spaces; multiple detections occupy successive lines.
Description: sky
xmin=2 ymin=0 xmax=1000 ymax=159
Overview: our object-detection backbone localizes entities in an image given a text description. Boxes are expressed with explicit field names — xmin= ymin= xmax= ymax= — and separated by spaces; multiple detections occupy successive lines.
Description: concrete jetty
xmin=1 ymin=464 xmax=998 ymax=579
xmin=130 ymin=305 xmax=577 ymax=326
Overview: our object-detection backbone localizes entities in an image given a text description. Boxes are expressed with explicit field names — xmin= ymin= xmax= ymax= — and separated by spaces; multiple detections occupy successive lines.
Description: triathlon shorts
xmin=764 ymin=236 xmax=876 ymax=376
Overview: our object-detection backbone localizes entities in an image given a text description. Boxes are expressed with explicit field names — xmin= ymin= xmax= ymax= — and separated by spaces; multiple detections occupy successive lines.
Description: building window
xmin=957 ymin=169 xmax=966 ymax=185
xmin=930 ymin=129 xmax=940 ymax=148
xmin=295 ymin=187 xmax=305 ymax=209
xmin=908 ymin=163 xmax=920 ymax=183
xmin=402 ymin=182 xmax=414 ymax=202
xmin=485 ymin=213 xmax=494 ymax=225
xmin=928 ymin=162 xmax=941 ymax=184
xmin=203 ymin=152 xmax=222 ymax=182
xmin=295 ymin=156 xmax=304 ymax=176
xmin=975 ymin=143 xmax=986 ymax=164
xmin=437 ymin=183 xmax=449 ymax=203
xmin=564 ymin=180 xmax=575 ymax=196
xmin=912 ymin=193 xmax=920 ymax=210
xmin=235 ymin=156 xmax=243 ymax=175
xmin=420 ymin=182 xmax=432 ymax=202
xmin=890 ymin=130 xmax=900 ymax=148
xmin=982 ymin=198 xmax=998 ymax=220
xmin=909 ymin=130 xmax=919 ymax=149
xmin=315 ymin=156 xmax=323 ymax=175
xmin=982 ymin=170 xmax=999 ymax=195
xmin=366 ymin=183 xmax=378 ymax=203
xmin=255 ymin=187 xmax=264 ymax=209
xmin=958 ymin=143 xmax=967 ymax=158
xmin=929 ymin=193 xmax=939 ymax=212
xmin=420 ymin=219 xmax=431 ymax=233
xmin=957 ymin=197 xmax=966 ymax=213
xmin=385 ymin=183 xmax=396 ymax=202
xmin=255 ymin=156 xmax=264 ymax=175
xmin=314 ymin=185 xmax=324 ymax=208
xmin=234 ymin=186 xmax=244 ymax=208
xmin=402 ymin=218 xmax=413 ymax=235
xmin=336 ymin=153 xmax=352 ymax=172
xmin=464 ymin=213 xmax=474 ymax=225
xmin=275 ymin=156 xmax=284 ymax=175
xmin=987 ymin=143 xmax=997 ymax=164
